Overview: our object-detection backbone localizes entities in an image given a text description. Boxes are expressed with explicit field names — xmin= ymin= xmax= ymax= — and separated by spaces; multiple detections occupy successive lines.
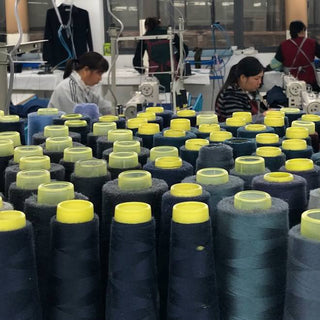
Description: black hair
xmin=289 ymin=20 xmax=306 ymax=38
xmin=63 ymin=51 xmax=109 ymax=79
xmin=144 ymin=17 xmax=161 ymax=31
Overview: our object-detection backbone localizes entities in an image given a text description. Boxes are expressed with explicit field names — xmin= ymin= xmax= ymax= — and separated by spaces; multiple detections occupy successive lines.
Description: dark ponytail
xmin=63 ymin=59 xmax=79 ymax=79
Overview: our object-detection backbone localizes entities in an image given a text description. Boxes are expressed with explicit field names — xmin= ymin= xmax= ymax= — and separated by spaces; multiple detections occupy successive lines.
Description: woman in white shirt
xmin=48 ymin=51 xmax=112 ymax=115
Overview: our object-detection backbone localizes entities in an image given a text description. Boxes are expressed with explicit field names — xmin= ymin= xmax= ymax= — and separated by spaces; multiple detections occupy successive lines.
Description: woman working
xmin=48 ymin=51 xmax=112 ymax=115
xmin=215 ymin=56 xmax=266 ymax=122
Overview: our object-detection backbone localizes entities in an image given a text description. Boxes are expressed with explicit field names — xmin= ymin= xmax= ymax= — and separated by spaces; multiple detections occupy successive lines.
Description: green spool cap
xmin=149 ymin=146 xmax=179 ymax=161
xmin=63 ymin=147 xmax=92 ymax=162
xmin=0 ymin=115 xmax=19 ymax=122
xmin=37 ymin=108 xmax=59 ymax=115
xmin=282 ymin=138 xmax=307 ymax=150
xmin=196 ymin=113 xmax=218 ymax=125
xmin=126 ymin=117 xmax=148 ymax=129
xmin=198 ymin=123 xmax=220 ymax=133
xmin=113 ymin=140 xmax=141 ymax=153
xmin=209 ymin=130 xmax=232 ymax=142
xmin=301 ymin=209 xmax=320 ymax=241
xmin=93 ymin=122 xmax=117 ymax=136
xmin=46 ymin=136 xmax=73 ymax=152
xmin=264 ymin=172 xmax=294 ymax=183
xmin=64 ymin=119 xmax=87 ymax=127
xmin=118 ymin=170 xmax=152 ymax=191
xmin=170 ymin=118 xmax=191 ymax=131
xmin=235 ymin=156 xmax=265 ymax=175
xmin=185 ymin=138 xmax=209 ymax=151
xmin=74 ymin=159 xmax=107 ymax=177
xmin=286 ymin=127 xmax=309 ymax=139
xmin=170 ymin=183 xmax=202 ymax=197
xmin=44 ymin=125 xmax=69 ymax=138
xmin=255 ymin=133 xmax=279 ymax=144
xmin=0 ymin=110 xmax=3 ymax=117
xmin=234 ymin=190 xmax=272 ymax=210
xmin=109 ymin=151 xmax=138 ymax=169
xmin=196 ymin=168 xmax=229 ymax=185
xmin=37 ymin=181 xmax=74 ymax=205
xmin=0 ymin=131 xmax=21 ymax=146
xmin=0 ymin=139 xmax=14 ymax=157
xmin=16 ymin=169 xmax=51 ymax=190
xmin=61 ymin=113 xmax=82 ymax=120
xmin=155 ymin=156 xmax=182 ymax=169
xmin=14 ymin=145 xmax=43 ymax=163
xmin=108 ymin=129 xmax=133 ymax=142
xmin=19 ymin=155 xmax=51 ymax=170
xmin=292 ymin=120 xmax=315 ymax=134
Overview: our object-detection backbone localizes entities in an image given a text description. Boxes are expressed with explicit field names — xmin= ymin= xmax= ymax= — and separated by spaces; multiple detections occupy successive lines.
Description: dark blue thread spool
xmin=0 ymin=139 xmax=14 ymax=193
xmin=301 ymin=113 xmax=320 ymax=138
xmin=196 ymin=123 xmax=221 ymax=139
xmin=136 ymin=122 xmax=160 ymax=149
xmin=208 ymin=130 xmax=233 ymax=144
xmin=146 ymin=106 xmax=173 ymax=129
xmin=196 ymin=112 xmax=218 ymax=128
xmin=280 ymin=107 xmax=305 ymax=126
xmin=147 ymin=146 xmax=179 ymax=164
xmin=220 ymin=117 xmax=247 ymax=137
xmin=283 ymin=126 xmax=312 ymax=147
xmin=32 ymin=126 xmax=81 ymax=145
xmin=0 ymin=115 xmax=26 ymax=145
xmin=264 ymin=115 xmax=286 ymax=137
xmin=153 ymin=129 xmax=197 ymax=150
xmin=292 ymin=120 xmax=319 ymax=153
xmin=126 ymin=117 xmax=148 ymax=135
xmin=172 ymin=109 xmax=197 ymax=127
xmin=99 ymin=114 xmax=126 ymax=129
xmin=224 ymin=137 xmax=257 ymax=159
xmin=53 ymin=113 xmax=91 ymax=126
xmin=64 ymin=119 xmax=90 ymax=145
xmin=254 ymin=146 xmax=286 ymax=171
xmin=255 ymin=132 xmax=281 ymax=148
xmin=137 ymin=111 xmax=164 ymax=130
xmin=237 ymin=123 xmax=275 ymax=138
xmin=281 ymin=138 xmax=313 ymax=159
xmin=169 ymin=117 xmax=199 ymax=136
xmin=9 ymin=144 xmax=43 ymax=168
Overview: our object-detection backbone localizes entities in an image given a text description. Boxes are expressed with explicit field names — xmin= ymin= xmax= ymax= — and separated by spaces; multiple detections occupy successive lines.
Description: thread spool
xmin=224 ymin=137 xmax=257 ymax=159
xmin=220 ymin=117 xmax=247 ymax=137
xmin=170 ymin=118 xmax=191 ymax=132
xmin=0 ymin=115 xmax=26 ymax=144
xmin=149 ymin=146 xmax=179 ymax=162
xmin=265 ymin=110 xmax=289 ymax=128
xmin=49 ymin=200 xmax=102 ymax=319
xmin=196 ymin=123 xmax=220 ymax=139
xmin=159 ymin=185 xmax=211 ymax=318
xmin=0 ymin=211 xmax=42 ymax=319
xmin=108 ymin=151 xmax=141 ymax=179
xmin=196 ymin=143 xmax=234 ymax=172
xmin=180 ymin=138 xmax=209 ymax=172
xmin=252 ymin=172 xmax=308 ymax=227
xmin=308 ymin=188 xmax=320 ymax=209
xmin=255 ymin=132 xmax=281 ymax=148
xmin=126 ymin=117 xmax=148 ymax=135
xmin=301 ymin=113 xmax=320 ymax=137
xmin=280 ymin=107 xmax=305 ymax=125
xmin=281 ymin=139 xmax=313 ymax=159
xmin=136 ymin=122 xmax=160 ymax=149
xmin=153 ymin=129 xmax=197 ymax=149
xmin=216 ymin=191 xmax=289 ymax=320
xmin=264 ymin=115 xmax=286 ymax=137
xmin=254 ymin=146 xmax=286 ymax=171
xmin=167 ymin=201 xmax=219 ymax=319
xmin=0 ymin=131 xmax=21 ymax=147
xmin=280 ymin=158 xmax=320 ymax=196
xmin=284 ymin=126 xmax=312 ymax=147
xmin=59 ymin=146 xmax=93 ymax=181
xmin=230 ymin=156 xmax=269 ymax=189
xmin=137 ymin=111 xmax=164 ymax=130
xmin=292 ymin=120 xmax=319 ymax=153
xmin=64 ymin=119 xmax=90 ymax=145
xmin=143 ymin=156 xmax=193 ymax=187
xmin=0 ymin=195 xmax=13 ymax=211
xmin=237 ymin=123 xmax=275 ymax=138
xmin=146 ymin=106 xmax=173 ymax=128
xmin=12 ymin=145 xmax=43 ymax=165
xmin=196 ymin=112 xmax=218 ymax=126
xmin=53 ymin=113 xmax=91 ymax=127
xmin=99 ymin=114 xmax=126 ymax=129
xmin=102 ymin=140 xmax=150 ymax=166
xmin=209 ymin=130 xmax=233 ymax=143
xmin=232 ymin=111 xmax=252 ymax=123
xmin=42 ymin=136 xmax=76 ymax=163
xmin=283 ymin=212 xmax=320 ymax=320
xmin=0 ymin=139 xmax=14 ymax=192
xmin=106 ymin=202 xmax=158 ymax=319
xmin=173 ymin=109 xmax=197 ymax=127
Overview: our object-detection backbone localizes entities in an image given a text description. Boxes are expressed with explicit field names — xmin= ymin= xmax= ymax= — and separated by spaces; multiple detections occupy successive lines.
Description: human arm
xmin=269 ymin=45 xmax=283 ymax=71
xmin=133 ymin=40 xmax=146 ymax=74
xmin=173 ymin=34 xmax=189 ymax=62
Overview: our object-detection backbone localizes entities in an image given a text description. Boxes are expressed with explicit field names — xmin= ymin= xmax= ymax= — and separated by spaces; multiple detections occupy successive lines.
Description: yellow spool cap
xmin=0 ymin=210 xmax=26 ymax=231
xmin=109 ymin=151 xmax=138 ymax=169
xmin=150 ymin=146 xmax=178 ymax=161
xmin=46 ymin=136 xmax=72 ymax=152
xmin=234 ymin=190 xmax=272 ymax=210
xmin=196 ymin=168 xmax=229 ymax=185
xmin=0 ymin=139 xmax=14 ymax=157
xmin=63 ymin=147 xmax=92 ymax=162
xmin=0 ymin=131 xmax=21 ymax=147
xmin=44 ymin=125 xmax=69 ymax=138
xmin=163 ymin=129 xmax=186 ymax=138
xmin=185 ymin=138 xmax=209 ymax=151
xmin=264 ymin=172 xmax=294 ymax=183
xmin=146 ymin=106 xmax=164 ymax=113
xmin=285 ymin=158 xmax=314 ymax=171
xmin=196 ymin=113 xmax=218 ymax=125
xmin=118 ymin=170 xmax=152 ymax=190
xmin=170 ymin=183 xmax=202 ymax=197
xmin=301 ymin=209 xmax=320 ymax=241
xmin=19 ymin=155 xmax=51 ymax=170
xmin=232 ymin=111 xmax=252 ymax=123
xmin=56 ymin=199 xmax=94 ymax=223
xmin=126 ymin=117 xmax=148 ymax=129
xmin=255 ymin=133 xmax=279 ymax=144
xmin=225 ymin=117 xmax=246 ymax=127
xmin=282 ymin=139 xmax=307 ymax=150
xmin=99 ymin=115 xmax=119 ymax=122
xmin=0 ymin=110 xmax=3 ymax=117
xmin=114 ymin=202 xmax=151 ymax=224
xmin=177 ymin=109 xmax=196 ymax=117
xmin=14 ymin=145 xmax=43 ymax=163
xmin=155 ymin=156 xmax=182 ymax=169
xmin=209 ymin=130 xmax=232 ymax=142
xmin=113 ymin=140 xmax=140 ymax=153
xmin=264 ymin=116 xmax=285 ymax=127
xmin=74 ymin=159 xmax=107 ymax=177
xmin=64 ymin=120 xmax=87 ymax=127
xmin=235 ymin=156 xmax=265 ymax=175
xmin=245 ymin=124 xmax=266 ymax=132
xmin=0 ymin=115 xmax=19 ymax=122
xmin=16 ymin=169 xmax=50 ymax=190
xmin=285 ymin=127 xmax=309 ymax=139
xmin=301 ymin=114 xmax=320 ymax=122
xmin=198 ymin=123 xmax=220 ymax=133
xmin=138 ymin=123 xmax=160 ymax=135
xmin=256 ymin=147 xmax=282 ymax=157
xmin=108 ymin=129 xmax=133 ymax=142
xmin=0 ymin=196 xmax=2 ymax=208
xmin=170 ymin=118 xmax=191 ymax=131
xmin=137 ymin=112 xmax=156 ymax=121
xmin=292 ymin=120 xmax=315 ymax=134
xmin=172 ymin=201 xmax=209 ymax=224
xmin=37 ymin=108 xmax=59 ymax=115
xmin=280 ymin=107 xmax=300 ymax=114
xmin=61 ymin=113 xmax=82 ymax=120
xmin=265 ymin=110 xmax=285 ymax=117
xmin=37 ymin=182 xmax=74 ymax=205
xmin=93 ymin=122 xmax=117 ymax=136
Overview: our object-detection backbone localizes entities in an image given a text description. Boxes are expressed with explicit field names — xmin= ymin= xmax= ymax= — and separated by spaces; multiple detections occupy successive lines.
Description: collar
xmin=71 ymin=71 xmax=90 ymax=93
